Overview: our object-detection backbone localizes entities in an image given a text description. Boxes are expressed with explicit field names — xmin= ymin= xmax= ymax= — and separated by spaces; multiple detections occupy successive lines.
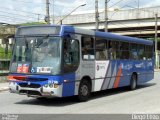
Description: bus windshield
xmin=10 ymin=36 xmax=61 ymax=75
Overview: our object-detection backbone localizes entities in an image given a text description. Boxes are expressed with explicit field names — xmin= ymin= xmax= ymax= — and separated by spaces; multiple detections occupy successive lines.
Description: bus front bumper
xmin=9 ymin=82 xmax=62 ymax=98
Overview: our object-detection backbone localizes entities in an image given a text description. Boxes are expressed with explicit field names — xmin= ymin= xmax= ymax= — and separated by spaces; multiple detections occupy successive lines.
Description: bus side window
xmin=108 ymin=41 xmax=118 ymax=60
xmin=95 ymin=37 xmax=108 ymax=60
xmin=138 ymin=44 xmax=145 ymax=60
xmin=146 ymin=45 xmax=153 ymax=60
xmin=119 ymin=42 xmax=129 ymax=59
xmin=63 ymin=39 xmax=79 ymax=73
xmin=81 ymin=36 xmax=95 ymax=60
xmin=130 ymin=43 xmax=138 ymax=60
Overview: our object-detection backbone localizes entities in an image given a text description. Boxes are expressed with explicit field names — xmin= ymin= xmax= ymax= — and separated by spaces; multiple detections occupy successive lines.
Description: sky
xmin=0 ymin=0 xmax=160 ymax=24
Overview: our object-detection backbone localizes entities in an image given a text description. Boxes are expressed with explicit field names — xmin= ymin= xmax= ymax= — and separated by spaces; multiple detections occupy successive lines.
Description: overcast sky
xmin=0 ymin=0 xmax=160 ymax=24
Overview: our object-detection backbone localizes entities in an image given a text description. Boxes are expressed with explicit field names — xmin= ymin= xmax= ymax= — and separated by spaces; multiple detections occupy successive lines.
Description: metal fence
xmin=0 ymin=52 xmax=11 ymax=76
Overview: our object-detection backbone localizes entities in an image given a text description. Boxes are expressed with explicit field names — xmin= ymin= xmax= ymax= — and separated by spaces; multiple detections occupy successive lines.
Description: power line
xmin=0 ymin=14 xmax=35 ymax=22
xmin=0 ymin=10 xmax=38 ymax=20
xmin=102 ymin=0 xmax=127 ymax=12
xmin=0 ymin=19 xmax=21 ymax=24
xmin=0 ymin=11 xmax=44 ymax=23
xmin=0 ymin=17 xmax=25 ymax=24
xmin=10 ymin=0 xmax=55 ymax=5
xmin=10 ymin=0 xmax=46 ymax=5
xmin=0 ymin=6 xmax=45 ymax=16
xmin=125 ymin=5 xmax=160 ymax=15
xmin=6 ymin=1 xmax=42 ymax=10
xmin=109 ymin=0 xmax=126 ymax=8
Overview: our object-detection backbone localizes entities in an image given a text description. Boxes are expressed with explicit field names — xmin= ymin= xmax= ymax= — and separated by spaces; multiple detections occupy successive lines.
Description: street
xmin=0 ymin=72 xmax=160 ymax=114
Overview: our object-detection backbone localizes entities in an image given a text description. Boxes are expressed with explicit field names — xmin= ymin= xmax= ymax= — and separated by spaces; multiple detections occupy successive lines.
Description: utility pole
xmin=52 ymin=0 xmax=54 ymax=24
xmin=155 ymin=13 xmax=159 ymax=69
xmin=46 ymin=0 xmax=50 ymax=24
xmin=137 ymin=0 xmax=142 ymax=37
xmin=105 ymin=0 xmax=109 ymax=32
xmin=137 ymin=0 xmax=140 ymax=18
xmin=38 ymin=14 xmax=40 ymax=22
xmin=95 ymin=0 xmax=99 ymax=31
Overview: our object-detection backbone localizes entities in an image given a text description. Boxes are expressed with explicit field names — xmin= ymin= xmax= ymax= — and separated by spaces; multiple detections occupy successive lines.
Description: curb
xmin=0 ymin=87 xmax=9 ymax=92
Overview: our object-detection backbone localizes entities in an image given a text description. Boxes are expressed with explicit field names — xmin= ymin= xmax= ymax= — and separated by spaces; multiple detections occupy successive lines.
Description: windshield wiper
xmin=36 ymin=35 xmax=49 ymax=48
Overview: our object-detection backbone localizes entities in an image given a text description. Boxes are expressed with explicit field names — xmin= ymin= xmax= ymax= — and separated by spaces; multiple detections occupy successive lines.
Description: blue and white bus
xmin=8 ymin=25 xmax=154 ymax=101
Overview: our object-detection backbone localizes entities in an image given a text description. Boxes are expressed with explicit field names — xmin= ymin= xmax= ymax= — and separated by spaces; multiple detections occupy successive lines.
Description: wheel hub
xmin=80 ymin=85 xmax=88 ymax=96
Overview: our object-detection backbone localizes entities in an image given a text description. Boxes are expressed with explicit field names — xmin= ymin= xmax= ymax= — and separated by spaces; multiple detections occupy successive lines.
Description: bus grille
xmin=19 ymin=83 xmax=41 ymax=88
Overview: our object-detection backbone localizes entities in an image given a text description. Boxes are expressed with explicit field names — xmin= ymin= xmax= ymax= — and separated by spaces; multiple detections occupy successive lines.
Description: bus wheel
xmin=78 ymin=80 xmax=91 ymax=102
xmin=130 ymin=74 xmax=137 ymax=90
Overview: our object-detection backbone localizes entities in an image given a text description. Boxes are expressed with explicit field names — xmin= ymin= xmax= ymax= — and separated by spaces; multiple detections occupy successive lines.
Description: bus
xmin=8 ymin=25 xmax=154 ymax=101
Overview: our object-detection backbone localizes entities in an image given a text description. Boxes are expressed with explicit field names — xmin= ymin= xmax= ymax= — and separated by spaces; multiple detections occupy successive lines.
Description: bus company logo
xmin=135 ymin=63 xmax=144 ymax=68
xmin=97 ymin=65 xmax=99 ymax=71
xmin=96 ymin=65 xmax=105 ymax=71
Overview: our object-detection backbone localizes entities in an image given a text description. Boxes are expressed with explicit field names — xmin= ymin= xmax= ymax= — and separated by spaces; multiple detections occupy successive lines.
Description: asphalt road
xmin=0 ymin=72 xmax=160 ymax=114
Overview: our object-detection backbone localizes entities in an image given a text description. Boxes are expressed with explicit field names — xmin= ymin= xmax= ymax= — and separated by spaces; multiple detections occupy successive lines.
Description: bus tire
xmin=77 ymin=79 xmax=91 ymax=102
xmin=130 ymin=74 xmax=137 ymax=90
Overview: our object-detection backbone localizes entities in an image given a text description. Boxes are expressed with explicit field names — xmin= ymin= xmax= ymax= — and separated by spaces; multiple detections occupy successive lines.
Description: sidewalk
xmin=0 ymin=82 xmax=9 ymax=92
xmin=154 ymin=69 xmax=160 ymax=72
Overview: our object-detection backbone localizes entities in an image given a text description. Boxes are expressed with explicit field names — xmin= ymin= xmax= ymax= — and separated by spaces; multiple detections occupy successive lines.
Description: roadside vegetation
xmin=0 ymin=46 xmax=11 ymax=59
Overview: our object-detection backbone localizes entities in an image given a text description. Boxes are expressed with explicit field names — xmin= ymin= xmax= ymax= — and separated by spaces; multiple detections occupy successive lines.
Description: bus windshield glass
xmin=10 ymin=36 xmax=61 ymax=75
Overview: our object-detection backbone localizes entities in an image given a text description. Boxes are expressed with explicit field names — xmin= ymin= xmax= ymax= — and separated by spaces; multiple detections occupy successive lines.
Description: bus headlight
xmin=49 ymin=84 xmax=53 ymax=88
xmin=44 ymin=83 xmax=58 ymax=88
xmin=44 ymin=83 xmax=55 ymax=88
xmin=54 ymin=84 xmax=58 ymax=88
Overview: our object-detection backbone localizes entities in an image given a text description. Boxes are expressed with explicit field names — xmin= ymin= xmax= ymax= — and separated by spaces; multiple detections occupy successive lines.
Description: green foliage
xmin=0 ymin=46 xmax=11 ymax=59
xmin=19 ymin=22 xmax=47 ymax=26
xmin=0 ymin=46 xmax=4 ymax=52
xmin=147 ymin=37 xmax=160 ymax=42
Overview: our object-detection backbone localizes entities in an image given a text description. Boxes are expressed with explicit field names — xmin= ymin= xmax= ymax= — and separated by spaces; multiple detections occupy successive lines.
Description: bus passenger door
xmin=62 ymin=36 xmax=80 ymax=97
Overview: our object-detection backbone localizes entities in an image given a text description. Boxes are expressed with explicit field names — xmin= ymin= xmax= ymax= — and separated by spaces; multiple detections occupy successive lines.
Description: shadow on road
xmin=91 ymin=83 xmax=156 ymax=100
xmin=15 ymin=83 xmax=156 ymax=107
xmin=15 ymin=96 xmax=78 ymax=107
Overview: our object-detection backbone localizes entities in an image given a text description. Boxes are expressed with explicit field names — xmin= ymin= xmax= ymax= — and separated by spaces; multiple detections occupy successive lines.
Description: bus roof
xmin=95 ymin=31 xmax=153 ymax=45
xmin=16 ymin=25 xmax=153 ymax=45
xmin=62 ymin=25 xmax=153 ymax=45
